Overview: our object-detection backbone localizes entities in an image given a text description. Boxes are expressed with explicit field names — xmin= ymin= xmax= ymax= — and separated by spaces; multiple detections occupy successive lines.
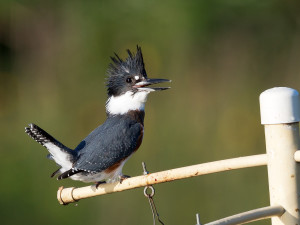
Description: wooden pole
xmin=57 ymin=154 xmax=267 ymax=205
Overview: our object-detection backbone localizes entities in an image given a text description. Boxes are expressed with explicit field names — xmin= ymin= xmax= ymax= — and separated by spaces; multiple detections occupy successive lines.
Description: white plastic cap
xmin=259 ymin=87 xmax=300 ymax=124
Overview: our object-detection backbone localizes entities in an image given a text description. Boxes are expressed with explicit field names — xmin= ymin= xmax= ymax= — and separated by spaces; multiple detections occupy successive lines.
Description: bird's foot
xmin=119 ymin=175 xmax=131 ymax=184
xmin=95 ymin=181 xmax=106 ymax=189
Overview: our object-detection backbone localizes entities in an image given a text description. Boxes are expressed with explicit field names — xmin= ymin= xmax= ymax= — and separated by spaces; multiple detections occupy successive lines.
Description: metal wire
xmin=196 ymin=213 xmax=201 ymax=225
xmin=142 ymin=162 xmax=165 ymax=225
xmin=144 ymin=186 xmax=164 ymax=225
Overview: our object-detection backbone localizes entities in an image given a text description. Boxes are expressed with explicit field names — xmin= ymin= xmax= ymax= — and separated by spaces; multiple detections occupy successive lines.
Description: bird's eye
xmin=126 ymin=78 xmax=132 ymax=83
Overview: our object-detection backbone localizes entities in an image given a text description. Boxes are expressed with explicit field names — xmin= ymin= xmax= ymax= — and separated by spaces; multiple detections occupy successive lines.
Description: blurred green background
xmin=1 ymin=0 xmax=300 ymax=224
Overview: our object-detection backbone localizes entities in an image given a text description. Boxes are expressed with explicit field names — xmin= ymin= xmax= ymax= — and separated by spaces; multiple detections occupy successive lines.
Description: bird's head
xmin=106 ymin=46 xmax=171 ymax=115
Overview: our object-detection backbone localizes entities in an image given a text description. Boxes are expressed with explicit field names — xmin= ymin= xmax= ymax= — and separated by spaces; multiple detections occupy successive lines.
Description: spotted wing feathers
xmin=57 ymin=168 xmax=83 ymax=180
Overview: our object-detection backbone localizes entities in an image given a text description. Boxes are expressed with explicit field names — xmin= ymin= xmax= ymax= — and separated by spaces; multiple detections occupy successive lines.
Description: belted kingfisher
xmin=25 ymin=46 xmax=170 ymax=185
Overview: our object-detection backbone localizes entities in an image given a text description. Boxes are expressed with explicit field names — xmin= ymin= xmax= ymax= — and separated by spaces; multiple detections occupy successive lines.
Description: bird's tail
xmin=25 ymin=123 xmax=76 ymax=175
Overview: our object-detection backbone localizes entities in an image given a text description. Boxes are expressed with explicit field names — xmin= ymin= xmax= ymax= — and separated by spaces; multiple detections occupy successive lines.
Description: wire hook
xmin=144 ymin=186 xmax=155 ymax=198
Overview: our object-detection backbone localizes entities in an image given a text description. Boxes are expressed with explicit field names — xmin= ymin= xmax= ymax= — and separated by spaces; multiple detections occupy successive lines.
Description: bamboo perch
xmin=57 ymin=154 xmax=267 ymax=205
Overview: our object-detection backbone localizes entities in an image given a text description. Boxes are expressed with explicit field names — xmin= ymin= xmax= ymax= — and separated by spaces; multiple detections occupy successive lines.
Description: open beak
xmin=133 ymin=78 xmax=171 ymax=91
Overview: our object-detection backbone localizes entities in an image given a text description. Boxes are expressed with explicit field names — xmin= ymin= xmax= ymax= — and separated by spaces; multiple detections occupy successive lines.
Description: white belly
xmin=69 ymin=157 xmax=130 ymax=183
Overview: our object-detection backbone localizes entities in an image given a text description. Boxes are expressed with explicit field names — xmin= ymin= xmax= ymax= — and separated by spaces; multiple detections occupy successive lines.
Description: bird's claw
xmin=119 ymin=175 xmax=131 ymax=184
xmin=95 ymin=181 xmax=106 ymax=189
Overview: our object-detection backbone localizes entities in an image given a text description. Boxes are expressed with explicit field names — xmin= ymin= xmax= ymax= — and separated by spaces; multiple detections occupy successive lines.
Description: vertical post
xmin=260 ymin=87 xmax=300 ymax=225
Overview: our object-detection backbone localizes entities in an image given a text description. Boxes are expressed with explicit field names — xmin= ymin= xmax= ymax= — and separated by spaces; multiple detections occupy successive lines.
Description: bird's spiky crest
xmin=106 ymin=46 xmax=147 ymax=96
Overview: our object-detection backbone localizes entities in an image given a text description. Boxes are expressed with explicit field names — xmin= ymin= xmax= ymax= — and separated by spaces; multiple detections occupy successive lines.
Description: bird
xmin=25 ymin=46 xmax=170 ymax=185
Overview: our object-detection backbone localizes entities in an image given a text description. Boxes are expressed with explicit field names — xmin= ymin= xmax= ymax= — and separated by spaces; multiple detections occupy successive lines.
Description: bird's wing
xmin=72 ymin=119 xmax=143 ymax=173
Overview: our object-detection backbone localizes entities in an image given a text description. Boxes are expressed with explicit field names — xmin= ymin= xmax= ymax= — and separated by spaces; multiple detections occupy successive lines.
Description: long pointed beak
xmin=133 ymin=78 xmax=171 ymax=91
